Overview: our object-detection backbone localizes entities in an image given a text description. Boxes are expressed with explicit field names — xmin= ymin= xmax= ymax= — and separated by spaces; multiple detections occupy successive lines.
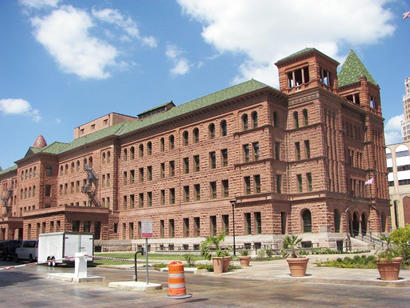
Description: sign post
xmin=141 ymin=220 xmax=153 ymax=284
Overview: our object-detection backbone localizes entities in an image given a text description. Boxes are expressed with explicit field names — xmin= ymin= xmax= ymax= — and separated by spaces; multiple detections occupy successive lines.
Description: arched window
xmin=193 ymin=128 xmax=199 ymax=143
xmin=242 ymin=114 xmax=248 ymax=130
xmin=71 ymin=162 xmax=74 ymax=173
xmin=169 ymin=135 xmax=175 ymax=149
xmin=139 ymin=144 xmax=144 ymax=157
xmin=76 ymin=160 xmax=80 ymax=171
xmin=361 ymin=213 xmax=367 ymax=235
xmin=130 ymin=146 xmax=135 ymax=160
xmin=183 ymin=131 xmax=189 ymax=146
xmin=302 ymin=209 xmax=312 ymax=233
xmin=107 ymin=151 xmax=111 ymax=163
xmin=160 ymin=138 xmax=165 ymax=152
xmin=273 ymin=112 xmax=278 ymax=128
xmin=251 ymin=111 xmax=258 ymax=128
xmin=83 ymin=158 xmax=87 ymax=167
xmin=334 ymin=209 xmax=340 ymax=233
xmin=88 ymin=157 xmax=93 ymax=168
xmin=209 ymin=123 xmax=215 ymax=139
xmin=102 ymin=153 xmax=106 ymax=164
xmin=147 ymin=142 xmax=152 ymax=155
xmin=220 ymin=120 xmax=227 ymax=136
xmin=293 ymin=111 xmax=299 ymax=128
xmin=303 ymin=109 xmax=308 ymax=126
xmin=123 ymin=149 xmax=127 ymax=161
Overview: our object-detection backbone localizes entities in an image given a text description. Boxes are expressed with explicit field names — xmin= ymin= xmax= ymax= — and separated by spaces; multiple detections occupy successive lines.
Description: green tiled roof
xmin=11 ymin=79 xmax=273 ymax=159
xmin=117 ymin=79 xmax=273 ymax=136
xmin=276 ymin=48 xmax=316 ymax=64
xmin=338 ymin=50 xmax=377 ymax=87
xmin=138 ymin=101 xmax=175 ymax=117
xmin=0 ymin=165 xmax=17 ymax=176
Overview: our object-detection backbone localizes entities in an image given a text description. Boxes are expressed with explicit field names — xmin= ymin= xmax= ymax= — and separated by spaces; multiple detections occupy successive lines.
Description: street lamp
xmin=230 ymin=199 xmax=237 ymax=256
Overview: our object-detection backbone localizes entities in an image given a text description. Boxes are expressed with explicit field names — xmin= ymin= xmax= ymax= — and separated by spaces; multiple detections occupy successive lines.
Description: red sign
xmin=141 ymin=220 xmax=153 ymax=238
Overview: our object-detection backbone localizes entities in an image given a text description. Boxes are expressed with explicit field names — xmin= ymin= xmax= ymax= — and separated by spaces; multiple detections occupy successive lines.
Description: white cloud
xmin=385 ymin=114 xmax=403 ymax=145
xmin=166 ymin=44 xmax=191 ymax=75
xmin=91 ymin=8 xmax=157 ymax=48
xmin=31 ymin=6 xmax=118 ymax=79
xmin=0 ymin=98 xmax=41 ymax=122
xmin=177 ymin=0 xmax=395 ymax=86
xmin=20 ymin=0 xmax=60 ymax=9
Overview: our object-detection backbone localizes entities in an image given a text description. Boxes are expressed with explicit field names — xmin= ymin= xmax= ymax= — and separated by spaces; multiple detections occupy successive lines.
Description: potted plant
xmin=281 ymin=235 xmax=309 ymax=277
xmin=376 ymin=235 xmax=402 ymax=280
xmin=239 ymin=249 xmax=251 ymax=267
xmin=200 ymin=232 xmax=229 ymax=274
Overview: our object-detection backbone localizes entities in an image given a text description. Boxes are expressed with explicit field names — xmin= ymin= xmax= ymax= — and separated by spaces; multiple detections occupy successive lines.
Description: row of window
xmin=244 ymin=175 xmax=261 ymax=194
xmin=296 ymin=173 xmax=313 ymax=193
xmin=241 ymin=111 xmax=258 ymax=131
xmin=292 ymin=109 xmax=309 ymax=129
xmin=60 ymin=157 xmax=92 ymax=176
xmin=342 ymin=120 xmax=364 ymax=141
xmin=346 ymin=149 xmax=364 ymax=168
xmin=20 ymin=166 xmax=37 ymax=181
xmin=20 ymin=186 xmax=36 ymax=199
xmin=59 ymin=181 xmax=86 ymax=195
xmin=243 ymin=143 xmax=259 ymax=162
xmin=294 ymin=140 xmax=310 ymax=161
xmin=349 ymin=179 xmax=366 ymax=198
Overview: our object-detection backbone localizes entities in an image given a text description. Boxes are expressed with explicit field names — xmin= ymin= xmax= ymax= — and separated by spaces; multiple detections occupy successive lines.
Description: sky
xmin=0 ymin=0 xmax=409 ymax=169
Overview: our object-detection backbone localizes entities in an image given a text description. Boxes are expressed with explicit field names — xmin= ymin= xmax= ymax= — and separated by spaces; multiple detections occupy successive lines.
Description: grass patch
xmin=196 ymin=264 xmax=242 ymax=272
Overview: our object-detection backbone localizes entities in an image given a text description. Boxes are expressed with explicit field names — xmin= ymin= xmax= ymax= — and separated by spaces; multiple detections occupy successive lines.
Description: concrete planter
xmin=222 ymin=256 xmax=231 ymax=272
xmin=286 ymin=258 xmax=309 ymax=277
xmin=213 ymin=257 xmax=224 ymax=274
xmin=239 ymin=256 xmax=251 ymax=267
xmin=376 ymin=257 xmax=403 ymax=280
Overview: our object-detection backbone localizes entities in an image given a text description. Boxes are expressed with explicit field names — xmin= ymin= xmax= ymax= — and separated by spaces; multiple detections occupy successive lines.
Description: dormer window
xmin=287 ymin=66 xmax=309 ymax=88
xmin=345 ymin=93 xmax=360 ymax=105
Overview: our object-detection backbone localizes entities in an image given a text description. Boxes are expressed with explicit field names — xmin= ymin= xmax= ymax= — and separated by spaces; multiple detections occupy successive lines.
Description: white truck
xmin=38 ymin=232 xmax=94 ymax=266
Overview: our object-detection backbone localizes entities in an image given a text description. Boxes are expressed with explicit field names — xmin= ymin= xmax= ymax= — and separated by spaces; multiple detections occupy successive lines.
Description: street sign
xmin=141 ymin=220 xmax=153 ymax=238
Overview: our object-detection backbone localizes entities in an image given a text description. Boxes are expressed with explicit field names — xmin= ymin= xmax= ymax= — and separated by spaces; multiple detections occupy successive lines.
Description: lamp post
xmin=230 ymin=199 xmax=237 ymax=256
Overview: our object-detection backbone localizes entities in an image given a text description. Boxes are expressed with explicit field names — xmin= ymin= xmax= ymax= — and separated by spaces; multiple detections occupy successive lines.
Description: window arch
xmin=139 ymin=144 xmax=144 ymax=157
xmin=302 ymin=209 xmax=312 ymax=233
xmin=251 ymin=111 xmax=258 ymax=128
xmin=169 ymin=135 xmax=175 ymax=149
xmin=220 ymin=120 xmax=227 ymax=136
xmin=209 ymin=123 xmax=215 ymax=139
xmin=242 ymin=114 xmax=249 ymax=130
xmin=183 ymin=131 xmax=189 ymax=146
xmin=160 ymin=138 xmax=165 ymax=152
xmin=147 ymin=142 xmax=152 ymax=155
xmin=293 ymin=111 xmax=299 ymax=128
xmin=334 ymin=209 xmax=340 ymax=233
xmin=303 ymin=109 xmax=308 ymax=126
xmin=193 ymin=128 xmax=199 ymax=143
xmin=130 ymin=146 xmax=135 ymax=160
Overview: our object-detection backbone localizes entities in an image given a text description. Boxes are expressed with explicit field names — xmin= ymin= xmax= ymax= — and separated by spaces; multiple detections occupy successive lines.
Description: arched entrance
xmin=352 ymin=212 xmax=360 ymax=237
xmin=361 ymin=213 xmax=367 ymax=236
xmin=302 ymin=209 xmax=312 ymax=233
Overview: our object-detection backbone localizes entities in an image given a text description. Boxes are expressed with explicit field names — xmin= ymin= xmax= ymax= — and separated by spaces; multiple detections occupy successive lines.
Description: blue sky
xmin=0 ymin=0 xmax=409 ymax=169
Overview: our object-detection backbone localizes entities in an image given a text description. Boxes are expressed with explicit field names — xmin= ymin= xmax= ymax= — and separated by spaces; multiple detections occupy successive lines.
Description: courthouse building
xmin=0 ymin=48 xmax=390 ymax=250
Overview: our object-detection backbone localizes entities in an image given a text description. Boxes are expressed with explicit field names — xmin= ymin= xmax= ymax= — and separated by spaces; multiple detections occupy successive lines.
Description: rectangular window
xmin=306 ymin=172 xmax=312 ymax=192
xmin=194 ymin=184 xmax=200 ymax=201
xmin=275 ymin=142 xmax=280 ymax=160
xmin=252 ymin=142 xmax=259 ymax=160
xmin=245 ymin=213 xmax=251 ymax=235
xmin=183 ymin=157 xmax=189 ymax=173
xmin=183 ymin=185 xmax=190 ymax=202
xmin=106 ymin=174 xmax=110 ymax=187
xmin=210 ymin=181 xmax=217 ymax=199
xmin=254 ymin=175 xmax=261 ymax=193
xmin=183 ymin=218 xmax=189 ymax=237
xmin=295 ymin=142 xmax=301 ymax=160
xmin=160 ymin=220 xmax=164 ymax=237
xmin=139 ymin=193 xmax=144 ymax=208
xmin=161 ymin=189 xmax=165 ymax=205
xmin=210 ymin=216 xmax=217 ymax=236
xmin=222 ymin=214 xmax=229 ymax=235
xmin=169 ymin=188 xmax=175 ymax=204
xmin=169 ymin=161 xmax=175 ymax=176
xmin=194 ymin=155 xmax=200 ymax=172
xmin=123 ymin=195 xmax=127 ymax=209
xmin=123 ymin=171 xmax=128 ymax=185
xmin=244 ymin=176 xmax=251 ymax=194
xmin=255 ymin=212 xmax=262 ymax=234
xmin=76 ymin=181 xmax=80 ymax=193
xmin=243 ymin=144 xmax=250 ymax=162
xmin=304 ymin=140 xmax=310 ymax=159
xmin=194 ymin=217 xmax=200 ymax=237
xmin=222 ymin=179 xmax=229 ymax=197
xmin=45 ymin=185 xmax=51 ymax=197
xmin=130 ymin=170 xmax=135 ymax=184
xmin=209 ymin=151 xmax=216 ymax=169
xmin=130 ymin=194 xmax=135 ymax=208
xmin=221 ymin=149 xmax=228 ymax=167
xmin=147 ymin=191 xmax=152 ymax=206
xmin=297 ymin=174 xmax=303 ymax=192
xmin=276 ymin=174 xmax=282 ymax=194
xmin=72 ymin=220 xmax=80 ymax=232
xmin=169 ymin=219 xmax=175 ymax=237
xmin=160 ymin=163 xmax=165 ymax=178
xmin=46 ymin=166 xmax=52 ymax=176
xmin=281 ymin=212 xmax=287 ymax=234
xmin=147 ymin=166 xmax=152 ymax=181
xmin=139 ymin=168 xmax=144 ymax=182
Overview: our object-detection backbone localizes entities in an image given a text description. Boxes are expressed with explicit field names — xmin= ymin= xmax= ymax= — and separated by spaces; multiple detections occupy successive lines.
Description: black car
xmin=0 ymin=240 xmax=22 ymax=261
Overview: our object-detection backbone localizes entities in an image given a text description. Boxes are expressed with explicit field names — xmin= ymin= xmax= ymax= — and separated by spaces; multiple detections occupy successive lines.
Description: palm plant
xmin=281 ymin=235 xmax=302 ymax=258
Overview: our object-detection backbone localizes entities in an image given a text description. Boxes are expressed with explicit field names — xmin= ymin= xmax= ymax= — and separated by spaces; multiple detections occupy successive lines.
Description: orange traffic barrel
xmin=167 ymin=261 xmax=192 ymax=299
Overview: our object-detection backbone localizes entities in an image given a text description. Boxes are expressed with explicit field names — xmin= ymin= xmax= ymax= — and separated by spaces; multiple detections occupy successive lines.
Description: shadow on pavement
xmin=0 ymin=270 xmax=40 ymax=288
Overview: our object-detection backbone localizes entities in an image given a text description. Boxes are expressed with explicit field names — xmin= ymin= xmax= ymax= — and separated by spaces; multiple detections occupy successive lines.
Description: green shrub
xmin=256 ymin=249 xmax=266 ymax=260
xmin=183 ymin=254 xmax=195 ymax=267
xmin=266 ymin=249 xmax=274 ymax=258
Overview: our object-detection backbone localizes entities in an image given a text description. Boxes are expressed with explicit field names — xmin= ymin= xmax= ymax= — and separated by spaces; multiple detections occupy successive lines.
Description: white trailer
xmin=38 ymin=232 xmax=94 ymax=265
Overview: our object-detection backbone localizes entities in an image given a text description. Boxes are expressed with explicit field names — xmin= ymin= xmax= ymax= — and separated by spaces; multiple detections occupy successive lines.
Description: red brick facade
xmin=0 ymin=49 xmax=390 ymax=248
